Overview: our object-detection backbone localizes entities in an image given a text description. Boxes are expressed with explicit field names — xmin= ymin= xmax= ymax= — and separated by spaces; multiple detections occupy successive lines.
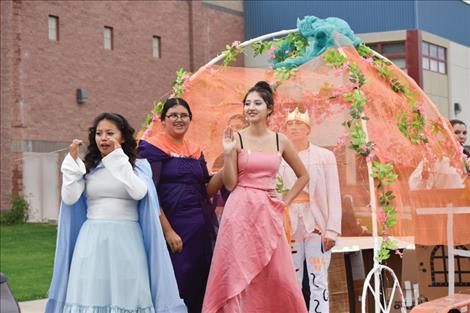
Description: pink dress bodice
xmin=237 ymin=150 xmax=281 ymax=191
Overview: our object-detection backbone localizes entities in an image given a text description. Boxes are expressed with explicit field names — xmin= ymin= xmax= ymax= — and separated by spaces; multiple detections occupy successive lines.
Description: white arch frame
xmin=191 ymin=28 xmax=297 ymax=81
xmin=191 ymin=27 xmax=404 ymax=312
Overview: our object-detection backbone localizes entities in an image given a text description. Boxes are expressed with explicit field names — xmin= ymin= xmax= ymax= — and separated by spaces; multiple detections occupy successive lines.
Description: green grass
xmin=0 ymin=223 xmax=57 ymax=301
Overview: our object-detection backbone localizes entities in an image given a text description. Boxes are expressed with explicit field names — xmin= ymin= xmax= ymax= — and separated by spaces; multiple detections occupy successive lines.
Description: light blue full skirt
xmin=64 ymin=219 xmax=154 ymax=313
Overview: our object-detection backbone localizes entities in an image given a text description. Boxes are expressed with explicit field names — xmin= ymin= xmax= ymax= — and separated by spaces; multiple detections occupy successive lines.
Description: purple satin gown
xmin=139 ymin=140 xmax=217 ymax=313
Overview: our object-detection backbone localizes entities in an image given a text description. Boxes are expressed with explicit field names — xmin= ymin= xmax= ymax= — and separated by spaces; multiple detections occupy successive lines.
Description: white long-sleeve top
xmin=278 ymin=144 xmax=342 ymax=240
xmin=61 ymin=148 xmax=148 ymax=221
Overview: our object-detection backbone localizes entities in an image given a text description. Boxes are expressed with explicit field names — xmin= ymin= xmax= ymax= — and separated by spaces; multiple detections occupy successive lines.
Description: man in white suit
xmin=278 ymin=107 xmax=342 ymax=313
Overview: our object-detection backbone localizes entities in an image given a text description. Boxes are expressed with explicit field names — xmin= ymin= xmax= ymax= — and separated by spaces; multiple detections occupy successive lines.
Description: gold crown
xmin=286 ymin=107 xmax=310 ymax=125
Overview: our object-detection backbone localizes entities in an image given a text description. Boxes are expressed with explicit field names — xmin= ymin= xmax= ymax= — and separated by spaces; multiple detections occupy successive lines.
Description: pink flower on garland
xmin=366 ymin=150 xmax=376 ymax=163
xmin=152 ymin=114 xmax=159 ymax=122
xmin=333 ymin=63 xmax=349 ymax=76
xmin=231 ymin=40 xmax=241 ymax=48
xmin=336 ymin=135 xmax=347 ymax=146
xmin=183 ymin=75 xmax=192 ymax=90
xmin=415 ymin=103 xmax=426 ymax=116
xmin=365 ymin=57 xmax=373 ymax=64
xmin=378 ymin=210 xmax=387 ymax=223
xmin=268 ymin=45 xmax=276 ymax=59
xmin=333 ymin=64 xmax=345 ymax=76
xmin=333 ymin=134 xmax=347 ymax=153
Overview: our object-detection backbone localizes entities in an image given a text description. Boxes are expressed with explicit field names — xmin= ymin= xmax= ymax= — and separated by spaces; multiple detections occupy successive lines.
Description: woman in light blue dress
xmin=46 ymin=113 xmax=187 ymax=313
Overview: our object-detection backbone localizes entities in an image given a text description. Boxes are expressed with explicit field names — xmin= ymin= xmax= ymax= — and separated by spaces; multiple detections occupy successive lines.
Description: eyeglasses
xmin=165 ymin=113 xmax=191 ymax=121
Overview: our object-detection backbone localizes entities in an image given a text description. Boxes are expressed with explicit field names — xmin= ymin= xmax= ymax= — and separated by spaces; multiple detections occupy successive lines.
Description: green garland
xmin=222 ymin=41 xmax=244 ymax=67
xmin=251 ymin=32 xmax=308 ymax=63
xmin=223 ymin=39 xmax=300 ymax=89
xmin=143 ymin=68 xmax=190 ymax=127
xmin=322 ymin=49 xmax=399 ymax=263
xmin=356 ymin=44 xmax=428 ymax=145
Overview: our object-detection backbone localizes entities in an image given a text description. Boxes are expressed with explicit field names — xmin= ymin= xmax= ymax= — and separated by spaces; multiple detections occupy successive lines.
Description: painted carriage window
xmin=430 ymin=245 xmax=470 ymax=287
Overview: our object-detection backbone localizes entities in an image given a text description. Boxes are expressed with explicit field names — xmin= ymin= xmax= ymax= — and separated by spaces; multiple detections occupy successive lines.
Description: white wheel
xmin=361 ymin=265 xmax=407 ymax=313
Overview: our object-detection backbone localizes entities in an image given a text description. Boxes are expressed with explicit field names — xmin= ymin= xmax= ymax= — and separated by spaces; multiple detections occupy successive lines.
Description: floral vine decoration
xmin=143 ymin=68 xmax=192 ymax=128
xmin=226 ymin=36 xmax=303 ymax=91
xmin=356 ymin=44 xmax=428 ymax=145
xmin=222 ymin=41 xmax=244 ymax=67
xmin=323 ymin=48 xmax=399 ymax=263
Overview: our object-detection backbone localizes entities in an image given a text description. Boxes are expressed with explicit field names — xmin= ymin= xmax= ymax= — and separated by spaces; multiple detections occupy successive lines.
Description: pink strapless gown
xmin=202 ymin=150 xmax=308 ymax=313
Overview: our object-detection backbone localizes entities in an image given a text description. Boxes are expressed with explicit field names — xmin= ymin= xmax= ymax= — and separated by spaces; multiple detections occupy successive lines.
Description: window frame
xmin=104 ymin=26 xmax=114 ymax=50
xmin=422 ymin=41 xmax=447 ymax=74
xmin=48 ymin=15 xmax=59 ymax=42
xmin=152 ymin=35 xmax=161 ymax=59
xmin=366 ymin=40 xmax=407 ymax=70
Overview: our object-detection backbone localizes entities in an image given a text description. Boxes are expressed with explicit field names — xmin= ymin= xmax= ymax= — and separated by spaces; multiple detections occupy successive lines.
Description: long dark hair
xmin=242 ymin=81 xmax=274 ymax=116
xmin=160 ymin=98 xmax=192 ymax=121
xmin=84 ymin=113 xmax=137 ymax=171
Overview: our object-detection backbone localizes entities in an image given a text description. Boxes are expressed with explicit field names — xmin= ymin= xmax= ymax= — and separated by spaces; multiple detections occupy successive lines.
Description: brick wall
xmin=0 ymin=0 xmax=22 ymax=211
xmin=0 ymin=0 xmax=243 ymax=211
xmin=191 ymin=1 xmax=244 ymax=70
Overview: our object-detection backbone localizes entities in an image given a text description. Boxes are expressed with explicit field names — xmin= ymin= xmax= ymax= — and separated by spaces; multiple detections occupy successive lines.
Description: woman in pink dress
xmin=202 ymin=81 xmax=309 ymax=313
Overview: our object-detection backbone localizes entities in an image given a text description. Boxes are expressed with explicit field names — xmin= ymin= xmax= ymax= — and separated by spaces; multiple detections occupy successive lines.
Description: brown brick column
xmin=406 ymin=29 xmax=423 ymax=88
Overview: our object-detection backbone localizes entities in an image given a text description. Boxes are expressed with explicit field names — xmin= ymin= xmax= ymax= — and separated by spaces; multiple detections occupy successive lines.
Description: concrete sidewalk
xmin=19 ymin=299 xmax=46 ymax=313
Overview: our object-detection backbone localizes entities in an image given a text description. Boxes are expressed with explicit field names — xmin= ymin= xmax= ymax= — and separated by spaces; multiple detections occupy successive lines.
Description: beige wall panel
xmin=244 ymin=46 xmax=271 ymax=68
xmin=428 ymin=94 xmax=450 ymax=117
xmin=203 ymin=0 xmax=243 ymax=13
xmin=357 ymin=30 xmax=406 ymax=43
xmin=421 ymin=31 xmax=450 ymax=48
xmin=448 ymin=42 xmax=470 ymax=124
xmin=423 ymin=71 xmax=449 ymax=98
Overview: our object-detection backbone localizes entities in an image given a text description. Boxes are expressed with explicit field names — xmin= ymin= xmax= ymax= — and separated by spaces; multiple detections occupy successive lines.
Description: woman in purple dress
xmin=138 ymin=98 xmax=222 ymax=313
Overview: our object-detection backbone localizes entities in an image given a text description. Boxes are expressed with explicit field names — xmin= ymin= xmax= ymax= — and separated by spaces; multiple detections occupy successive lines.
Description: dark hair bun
xmin=254 ymin=81 xmax=273 ymax=95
